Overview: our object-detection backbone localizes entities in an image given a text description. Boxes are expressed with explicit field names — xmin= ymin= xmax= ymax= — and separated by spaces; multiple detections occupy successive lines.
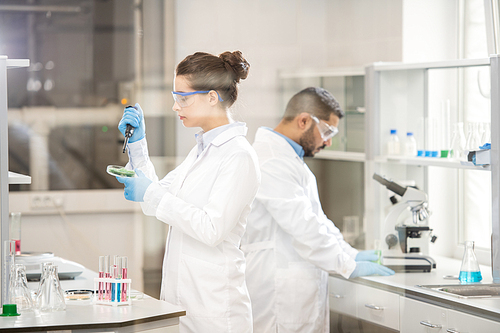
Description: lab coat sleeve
xmin=145 ymin=151 xmax=260 ymax=247
xmin=258 ymin=158 xmax=356 ymax=278
xmin=125 ymin=137 xmax=159 ymax=182
xmin=319 ymin=212 xmax=359 ymax=259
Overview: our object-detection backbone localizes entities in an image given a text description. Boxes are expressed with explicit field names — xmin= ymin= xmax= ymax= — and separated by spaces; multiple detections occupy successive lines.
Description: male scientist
xmin=241 ymin=87 xmax=394 ymax=333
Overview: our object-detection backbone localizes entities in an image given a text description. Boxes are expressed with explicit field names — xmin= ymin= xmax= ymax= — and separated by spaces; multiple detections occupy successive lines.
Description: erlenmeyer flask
xmin=8 ymin=264 xmax=34 ymax=312
xmin=465 ymin=122 xmax=481 ymax=150
xmin=35 ymin=264 xmax=66 ymax=311
xmin=448 ymin=122 xmax=466 ymax=160
xmin=459 ymin=241 xmax=482 ymax=284
xmin=481 ymin=122 xmax=491 ymax=145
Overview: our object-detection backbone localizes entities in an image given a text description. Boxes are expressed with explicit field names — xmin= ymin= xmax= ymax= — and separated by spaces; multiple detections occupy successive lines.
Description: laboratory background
xmin=2 ymin=0 xmax=500 ymax=332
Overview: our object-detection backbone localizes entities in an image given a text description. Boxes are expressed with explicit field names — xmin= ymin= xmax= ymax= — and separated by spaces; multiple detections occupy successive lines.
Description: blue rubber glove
xmin=116 ymin=169 xmax=152 ymax=202
xmin=118 ymin=103 xmax=146 ymax=143
xmin=350 ymin=261 xmax=395 ymax=278
xmin=355 ymin=250 xmax=379 ymax=262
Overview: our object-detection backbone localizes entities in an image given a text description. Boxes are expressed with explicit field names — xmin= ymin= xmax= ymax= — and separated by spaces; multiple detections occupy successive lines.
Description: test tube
xmin=9 ymin=213 xmax=21 ymax=255
xmin=98 ymin=256 xmax=104 ymax=301
xmin=111 ymin=256 xmax=117 ymax=301
xmin=104 ymin=255 xmax=110 ymax=301
xmin=121 ymin=257 xmax=128 ymax=302
xmin=116 ymin=257 xmax=122 ymax=302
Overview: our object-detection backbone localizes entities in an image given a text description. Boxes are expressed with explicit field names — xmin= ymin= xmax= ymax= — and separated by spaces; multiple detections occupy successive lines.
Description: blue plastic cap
xmin=407 ymin=132 xmax=413 ymax=136
xmin=390 ymin=129 xmax=397 ymax=134
xmin=431 ymin=151 xmax=439 ymax=157
xmin=417 ymin=150 xmax=424 ymax=156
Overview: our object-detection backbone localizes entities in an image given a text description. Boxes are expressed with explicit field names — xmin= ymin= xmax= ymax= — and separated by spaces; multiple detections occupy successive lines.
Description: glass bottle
xmin=448 ymin=122 xmax=466 ymax=160
xmin=459 ymin=241 xmax=482 ymax=284
xmin=35 ymin=264 xmax=66 ymax=311
xmin=8 ymin=264 xmax=33 ymax=312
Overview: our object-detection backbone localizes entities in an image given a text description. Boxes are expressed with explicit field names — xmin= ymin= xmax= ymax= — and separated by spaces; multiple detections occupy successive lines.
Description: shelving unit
xmin=0 ymin=56 xmax=30 ymax=304
xmin=364 ymin=56 xmax=500 ymax=281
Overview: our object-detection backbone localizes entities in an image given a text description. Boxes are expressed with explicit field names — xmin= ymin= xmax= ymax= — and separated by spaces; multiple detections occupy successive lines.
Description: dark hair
xmin=175 ymin=51 xmax=250 ymax=108
xmin=283 ymin=87 xmax=344 ymax=122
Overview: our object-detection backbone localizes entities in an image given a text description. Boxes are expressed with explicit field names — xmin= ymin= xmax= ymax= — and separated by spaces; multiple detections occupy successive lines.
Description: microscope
xmin=373 ymin=173 xmax=437 ymax=272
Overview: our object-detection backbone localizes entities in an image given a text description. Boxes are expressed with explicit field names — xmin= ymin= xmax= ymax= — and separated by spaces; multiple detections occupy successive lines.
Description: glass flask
xmin=459 ymin=241 xmax=482 ymax=284
xmin=481 ymin=122 xmax=491 ymax=145
xmin=448 ymin=122 xmax=466 ymax=160
xmin=35 ymin=264 xmax=66 ymax=311
xmin=8 ymin=264 xmax=34 ymax=312
xmin=465 ymin=122 xmax=481 ymax=150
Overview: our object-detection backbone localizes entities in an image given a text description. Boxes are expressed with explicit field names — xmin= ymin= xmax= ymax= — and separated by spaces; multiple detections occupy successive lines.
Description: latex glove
xmin=355 ymin=250 xmax=379 ymax=262
xmin=116 ymin=169 xmax=152 ymax=202
xmin=349 ymin=261 xmax=395 ymax=278
xmin=118 ymin=103 xmax=146 ymax=143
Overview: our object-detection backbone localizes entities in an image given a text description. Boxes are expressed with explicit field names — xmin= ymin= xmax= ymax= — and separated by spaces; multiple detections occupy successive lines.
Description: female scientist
xmin=115 ymin=51 xmax=260 ymax=333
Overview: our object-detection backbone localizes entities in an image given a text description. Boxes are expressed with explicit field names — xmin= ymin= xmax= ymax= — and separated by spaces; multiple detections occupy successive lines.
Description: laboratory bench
xmin=0 ymin=268 xmax=186 ymax=332
xmin=329 ymin=256 xmax=500 ymax=332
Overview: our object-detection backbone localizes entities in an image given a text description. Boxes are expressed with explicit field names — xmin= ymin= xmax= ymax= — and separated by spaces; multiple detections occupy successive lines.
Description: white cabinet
xmin=400 ymin=297 xmax=447 ymax=333
xmin=356 ymin=283 xmax=400 ymax=331
xmin=400 ymin=297 xmax=500 ymax=333
xmin=447 ymin=308 xmax=500 ymax=333
xmin=329 ymin=276 xmax=399 ymax=331
xmin=328 ymin=275 xmax=357 ymax=317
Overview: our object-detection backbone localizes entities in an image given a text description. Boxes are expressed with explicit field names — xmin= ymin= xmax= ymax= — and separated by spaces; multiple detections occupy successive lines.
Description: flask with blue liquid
xmin=459 ymin=240 xmax=482 ymax=283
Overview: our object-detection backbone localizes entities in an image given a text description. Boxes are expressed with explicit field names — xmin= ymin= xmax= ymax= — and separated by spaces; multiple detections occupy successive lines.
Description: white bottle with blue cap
xmin=387 ymin=129 xmax=400 ymax=155
xmin=404 ymin=132 xmax=417 ymax=156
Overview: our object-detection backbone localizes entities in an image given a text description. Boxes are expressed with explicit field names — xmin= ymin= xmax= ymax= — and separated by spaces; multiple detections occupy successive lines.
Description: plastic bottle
xmin=387 ymin=129 xmax=400 ymax=155
xmin=459 ymin=240 xmax=482 ymax=284
xmin=404 ymin=132 xmax=417 ymax=157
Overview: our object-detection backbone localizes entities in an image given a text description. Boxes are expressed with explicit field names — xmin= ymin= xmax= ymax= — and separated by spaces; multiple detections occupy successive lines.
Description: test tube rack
xmin=93 ymin=277 xmax=132 ymax=306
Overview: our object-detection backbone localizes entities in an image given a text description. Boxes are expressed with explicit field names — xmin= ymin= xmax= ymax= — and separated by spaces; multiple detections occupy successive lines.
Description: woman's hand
xmin=116 ymin=169 xmax=152 ymax=202
xmin=118 ymin=103 xmax=146 ymax=143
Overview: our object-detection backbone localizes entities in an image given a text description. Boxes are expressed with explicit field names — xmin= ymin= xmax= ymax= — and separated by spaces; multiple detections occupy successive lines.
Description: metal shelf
xmin=374 ymin=155 xmax=490 ymax=171
xmin=315 ymin=150 xmax=365 ymax=162
xmin=8 ymin=171 xmax=31 ymax=184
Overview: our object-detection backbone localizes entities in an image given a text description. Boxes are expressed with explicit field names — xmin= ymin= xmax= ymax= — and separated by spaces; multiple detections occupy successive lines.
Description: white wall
xmin=174 ymin=0 xmax=403 ymax=157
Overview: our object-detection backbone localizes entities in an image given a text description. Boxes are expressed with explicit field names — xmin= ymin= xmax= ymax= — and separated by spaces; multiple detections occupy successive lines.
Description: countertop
xmin=1 ymin=268 xmax=186 ymax=332
xmin=331 ymin=255 xmax=500 ymax=322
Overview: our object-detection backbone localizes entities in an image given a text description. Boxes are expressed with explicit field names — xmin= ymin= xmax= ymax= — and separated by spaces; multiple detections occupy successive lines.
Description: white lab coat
xmin=126 ymin=123 xmax=260 ymax=333
xmin=241 ymin=127 xmax=358 ymax=333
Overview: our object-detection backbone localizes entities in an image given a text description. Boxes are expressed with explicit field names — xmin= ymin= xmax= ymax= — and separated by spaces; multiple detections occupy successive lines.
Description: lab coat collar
xmin=209 ymin=121 xmax=248 ymax=147
xmin=255 ymin=127 xmax=304 ymax=162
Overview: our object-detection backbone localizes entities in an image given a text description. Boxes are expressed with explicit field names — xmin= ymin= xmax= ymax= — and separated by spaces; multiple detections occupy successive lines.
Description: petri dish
xmin=65 ymin=290 xmax=93 ymax=304
xmin=106 ymin=165 xmax=136 ymax=178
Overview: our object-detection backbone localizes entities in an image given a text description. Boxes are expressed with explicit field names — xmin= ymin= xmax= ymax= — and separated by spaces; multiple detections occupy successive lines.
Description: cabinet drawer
xmin=400 ymin=297 xmax=447 ymax=333
xmin=356 ymin=284 xmax=400 ymax=331
xmin=447 ymin=309 xmax=500 ymax=332
xmin=328 ymin=276 xmax=356 ymax=317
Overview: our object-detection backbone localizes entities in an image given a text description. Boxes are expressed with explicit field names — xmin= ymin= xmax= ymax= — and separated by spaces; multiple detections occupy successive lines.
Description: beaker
xmin=8 ymin=264 xmax=33 ymax=312
xmin=459 ymin=241 xmax=482 ymax=284
xmin=35 ymin=264 xmax=66 ymax=311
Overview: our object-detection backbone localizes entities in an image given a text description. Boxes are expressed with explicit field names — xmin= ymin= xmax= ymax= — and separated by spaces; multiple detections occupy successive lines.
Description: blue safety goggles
xmin=171 ymin=90 xmax=224 ymax=107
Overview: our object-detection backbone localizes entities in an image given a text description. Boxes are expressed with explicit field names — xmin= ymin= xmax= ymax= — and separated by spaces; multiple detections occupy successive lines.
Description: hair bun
xmin=219 ymin=51 xmax=250 ymax=82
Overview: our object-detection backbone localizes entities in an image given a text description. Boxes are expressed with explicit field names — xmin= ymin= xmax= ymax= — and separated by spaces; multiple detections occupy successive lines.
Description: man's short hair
xmin=282 ymin=87 xmax=344 ymax=122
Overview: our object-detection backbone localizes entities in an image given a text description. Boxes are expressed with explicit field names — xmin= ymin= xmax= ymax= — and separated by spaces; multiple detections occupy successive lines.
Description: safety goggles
xmin=171 ymin=90 xmax=224 ymax=108
xmin=310 ymin=115 xmax=339 ymax=141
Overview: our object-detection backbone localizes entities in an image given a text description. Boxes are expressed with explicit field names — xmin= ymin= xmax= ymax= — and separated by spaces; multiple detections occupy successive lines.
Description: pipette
xmin=122 ymin=105 xmax=136 ymax=153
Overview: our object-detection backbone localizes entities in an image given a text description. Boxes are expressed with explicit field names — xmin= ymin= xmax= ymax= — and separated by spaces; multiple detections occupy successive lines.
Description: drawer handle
xmin=420 ymin=321 xmax=442 ymax=329
xmin=364 ymin=304 xmax=383 ymax=310
xmin=330 ymin=294 xmax=344 ymax=299
xmin=446 ymin=330 xmax=461 ymax=333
